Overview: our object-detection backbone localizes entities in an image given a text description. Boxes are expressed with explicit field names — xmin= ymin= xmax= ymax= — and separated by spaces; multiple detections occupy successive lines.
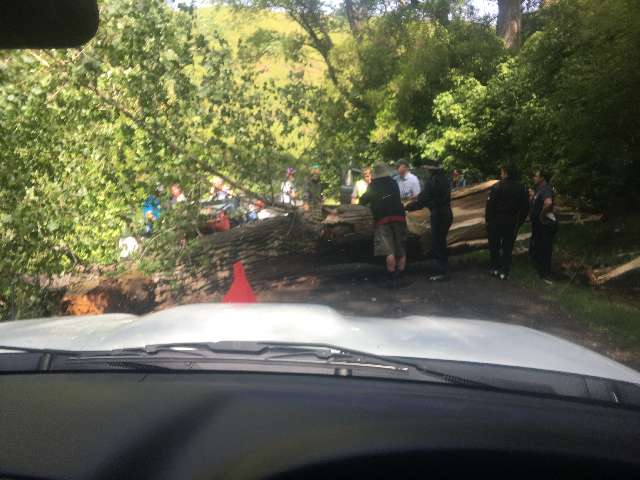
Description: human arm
xmin=358 ymin=186 xmax=372 ymax=206
xmin=405 ymin=185 xmax=430 ymax=211
xmin=517 ymin=186 xmax=530 ymax=226
xmin=538 ymin=187 xmax=555 ymax=221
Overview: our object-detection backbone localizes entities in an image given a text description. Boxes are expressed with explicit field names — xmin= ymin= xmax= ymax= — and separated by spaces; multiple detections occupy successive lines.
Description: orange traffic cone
xmin=223 ymin=261 xmax=257 ymax=303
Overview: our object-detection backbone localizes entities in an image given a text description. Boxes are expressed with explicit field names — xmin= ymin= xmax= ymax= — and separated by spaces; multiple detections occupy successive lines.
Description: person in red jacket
xmin=359 ymin=163 xmax=407 ymax=285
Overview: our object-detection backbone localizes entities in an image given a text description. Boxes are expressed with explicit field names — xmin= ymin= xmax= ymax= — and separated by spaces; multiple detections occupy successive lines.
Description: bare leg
xmin=397 ymin=256 xmax=406 ymax=273
xmin=386 ymin=255 xmax=396 ymax=273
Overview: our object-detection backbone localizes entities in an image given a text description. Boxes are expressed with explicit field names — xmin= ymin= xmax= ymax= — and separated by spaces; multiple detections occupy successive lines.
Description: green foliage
xmin=2 ymin=0 xmax=638 ymax=319
xmin=418 ymin=0 xmax=640 ymax=205
xmin=0 ymin=0 xmax=315 ymax=319
xmin=313 ymin=11 xmax=504 ymax=166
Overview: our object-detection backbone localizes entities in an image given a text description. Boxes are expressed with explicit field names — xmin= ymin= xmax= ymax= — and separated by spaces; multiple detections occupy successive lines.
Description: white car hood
xmin=1 ymin=303 xmax=639 ymax=384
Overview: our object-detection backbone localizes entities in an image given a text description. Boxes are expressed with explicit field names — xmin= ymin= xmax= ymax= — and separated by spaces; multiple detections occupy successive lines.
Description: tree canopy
xmin=1 ymin=0 xmax=638 ymax=318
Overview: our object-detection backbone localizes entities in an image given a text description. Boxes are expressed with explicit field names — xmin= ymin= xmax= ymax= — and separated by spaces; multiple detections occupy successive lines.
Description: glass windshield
xmin=1 ymin=0 xmax=639 ymax=382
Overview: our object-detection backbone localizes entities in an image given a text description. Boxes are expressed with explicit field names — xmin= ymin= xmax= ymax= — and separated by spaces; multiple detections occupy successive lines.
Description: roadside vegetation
xmin=1 ymin=0 xmax=639 ymax=319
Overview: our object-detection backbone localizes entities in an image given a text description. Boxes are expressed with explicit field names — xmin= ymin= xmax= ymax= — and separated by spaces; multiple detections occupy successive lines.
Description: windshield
xmin=1 ymin=0 xmax=639 ymax=386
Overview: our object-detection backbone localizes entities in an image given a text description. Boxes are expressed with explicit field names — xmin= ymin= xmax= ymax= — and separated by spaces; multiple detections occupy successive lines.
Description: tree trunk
xmin=432 ymin=0 xmax=451 ymax=25
xmin=497 ymin=0 xmax=522 ymax=50
xmin=60 ymin=182 xmax=498 ymax=314
xmin=343 ymin=0 xmax=368 ymax=39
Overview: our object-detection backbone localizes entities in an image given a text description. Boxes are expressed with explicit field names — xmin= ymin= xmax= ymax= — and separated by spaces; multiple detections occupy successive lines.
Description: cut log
xmin=59 ymin=181 xmax=500 ymax=314
xmin=163 ymin=181 xmax=498 ymax=294
xmin=448 ymin=232 xmax=531 ymax=255
xmin=589 ymin=256 xmax=640 ymax=286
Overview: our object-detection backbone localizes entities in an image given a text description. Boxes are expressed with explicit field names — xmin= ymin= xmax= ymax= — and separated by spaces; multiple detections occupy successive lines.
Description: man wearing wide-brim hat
xmin=359 ymin=162 xmax=408 ymax=286
xmin=405 ymin=159 xmax=453 ymax=281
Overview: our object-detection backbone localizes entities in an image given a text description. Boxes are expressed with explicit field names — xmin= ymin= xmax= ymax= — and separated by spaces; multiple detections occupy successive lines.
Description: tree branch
xmin=37 ymin=51 xmax=270 ymax=204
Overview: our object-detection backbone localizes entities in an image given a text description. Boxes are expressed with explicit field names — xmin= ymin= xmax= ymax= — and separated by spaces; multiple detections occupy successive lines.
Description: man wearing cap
xmin=303 ymin=164 xmax=325 ymax=210
xmin=359 ymin=163 xmax=408 ymax=285
xmin=395 ymin=159 xmax=421 ymax=202
xmin=406 ymin=160 xmax=453 ymax=281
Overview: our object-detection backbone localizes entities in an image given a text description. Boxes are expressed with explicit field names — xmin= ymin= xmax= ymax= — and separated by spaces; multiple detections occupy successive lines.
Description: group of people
xmin=357 ymin=160 xmax=453 ymax=284
xmin=141 ymin=161 xmax=558 ymax=284
xmin=142 ymin=176 xmax=275 ymax=236
xmin=350 ymin=162 xmax=469 ymax=205
xmin=486 ymin=166 xmax=557 ymax=282
xmin=354 ymin=158 xmax=557 ymax=286
xmin=142 ymin=183 xmax=188 ymax=235
xmin=279 ymin=165 xmax=326 ymax=210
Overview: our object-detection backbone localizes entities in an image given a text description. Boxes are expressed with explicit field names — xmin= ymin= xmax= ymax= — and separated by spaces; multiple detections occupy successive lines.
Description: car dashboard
xmin=1 ymin=372 xmax=639 ymax=479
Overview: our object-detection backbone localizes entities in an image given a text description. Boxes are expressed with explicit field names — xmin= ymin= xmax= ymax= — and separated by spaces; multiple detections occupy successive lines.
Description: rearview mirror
xmin=0 ymin=0 xmax=99 ymax=49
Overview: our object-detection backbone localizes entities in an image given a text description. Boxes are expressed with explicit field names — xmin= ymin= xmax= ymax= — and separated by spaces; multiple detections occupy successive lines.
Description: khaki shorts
xmin=374 ymin=222 xmax=407 ymax=257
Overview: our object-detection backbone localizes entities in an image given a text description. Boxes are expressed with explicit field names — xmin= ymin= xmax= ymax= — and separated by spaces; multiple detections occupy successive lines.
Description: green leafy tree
xmin=0 ymin=0 xmax=314 ymax=319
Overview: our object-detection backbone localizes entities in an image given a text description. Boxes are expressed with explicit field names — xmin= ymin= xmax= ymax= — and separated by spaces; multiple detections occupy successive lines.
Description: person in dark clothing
xmin=529 ymin=169 xmax=557 ymax=282
xmin=485 ymin=164 xmax=530 ymax=280
xmin=303 ymin=164 xmax=325 ymax=210
xmin=406 ymin=160 xmax=453 ymax=281
xmin=359 ymin=163 xmax=408 ymax=283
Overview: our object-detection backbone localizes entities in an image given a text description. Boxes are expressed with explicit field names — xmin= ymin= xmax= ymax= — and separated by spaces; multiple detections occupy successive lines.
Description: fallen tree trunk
xmin=172 ymin=180 xmax=499 ymax=281
xmin=61 ymin=182 xmax=498 ymax=314
xmin=323 ymin=180 xmax=497 ymax=248
xmin=448 ymin=232 xmax=531 ymax=255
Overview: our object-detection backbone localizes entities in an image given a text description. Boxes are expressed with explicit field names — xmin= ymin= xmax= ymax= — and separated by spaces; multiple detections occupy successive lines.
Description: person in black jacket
xmin=405 ymin=160 xmax=453 ymax=281
xmin=529 ymin=168 xmax=557 ymax=282
xmin=485 ymin=164 xmax=530 ymax=280
xmin=359 ymin=163 xmax=408 ymax=283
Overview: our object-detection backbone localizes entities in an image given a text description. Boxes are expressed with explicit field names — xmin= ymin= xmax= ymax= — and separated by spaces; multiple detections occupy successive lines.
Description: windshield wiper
xmin=3 ymin=343 xmax=639 ymax=408
xmin=0 ymin=342 xmax=451 ymax=383
xmin=0 ymin=342 xmax=503 ymax=390
xmin=68 ymin=341 xmax=489 ymax=387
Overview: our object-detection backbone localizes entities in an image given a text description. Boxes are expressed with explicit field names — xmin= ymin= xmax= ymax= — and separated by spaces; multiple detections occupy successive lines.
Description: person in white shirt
xmin=394 ymin=159 xmax=421 ymax=201
xmin=351 ymin=167 xmax=372 ymax=204
xmin=209 ymin=176 xmax=233 ymax=201
xmin=279 ymin=167 xmax=297 ymax=205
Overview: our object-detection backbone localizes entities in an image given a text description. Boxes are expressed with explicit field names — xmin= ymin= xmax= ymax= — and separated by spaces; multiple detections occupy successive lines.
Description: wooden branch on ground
xmin=448 ymin=233 xmax=531 ymax=255
xmin=588 ymin=256 xmax=640 ymax=286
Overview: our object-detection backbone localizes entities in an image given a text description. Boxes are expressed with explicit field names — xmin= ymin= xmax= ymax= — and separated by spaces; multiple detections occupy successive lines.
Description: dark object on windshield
xmin=0 ymin=0 xmax=99 ymax=49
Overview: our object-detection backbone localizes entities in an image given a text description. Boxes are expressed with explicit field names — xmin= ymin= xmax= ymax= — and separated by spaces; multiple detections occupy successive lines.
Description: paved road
xmin=258 ymin=258 xmax=640 ymax=370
